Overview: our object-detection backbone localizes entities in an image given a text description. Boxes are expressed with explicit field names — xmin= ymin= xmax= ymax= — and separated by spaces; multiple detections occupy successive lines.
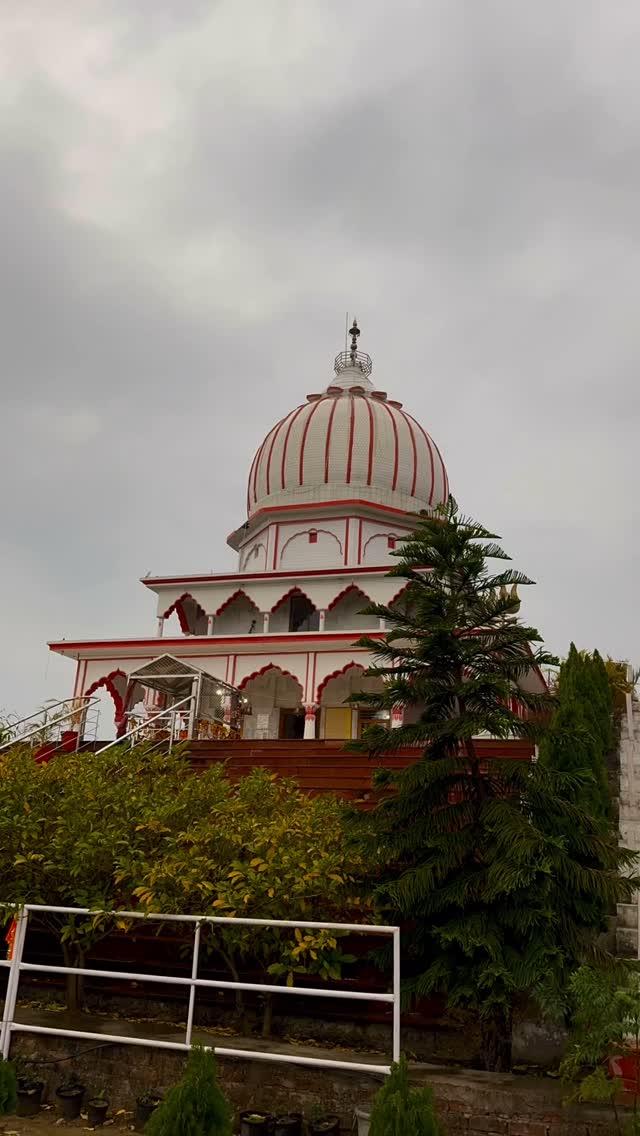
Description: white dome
xmin=246 ymin=366 xmax=449 ymax=518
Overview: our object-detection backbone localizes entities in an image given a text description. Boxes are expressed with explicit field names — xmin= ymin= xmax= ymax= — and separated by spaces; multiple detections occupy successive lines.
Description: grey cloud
xmin=0 ymin=0 xmax=638 ymax=722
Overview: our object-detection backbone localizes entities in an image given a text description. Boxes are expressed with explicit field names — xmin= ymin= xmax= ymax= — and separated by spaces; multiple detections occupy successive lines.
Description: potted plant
xmin=15 ymin=1070 xmax=44 ymax=1118
xmin=87 ymin=1087 xmax=109 ymax=1127
xmin=308 ymin=1105 xmax=340 ymax=1136
xmin=135 ymin=1090 xmax=164 ymax=1130
xmin=275 ymin=1113 xmax=302 ymax=1136
xmin=56 ymin=1074 xmax=86 ymax=1121
xmin=0 ymin=1057 xmax=17 ymax=1117
xmin=240 ymin=1111 xmax=274 ymax=1135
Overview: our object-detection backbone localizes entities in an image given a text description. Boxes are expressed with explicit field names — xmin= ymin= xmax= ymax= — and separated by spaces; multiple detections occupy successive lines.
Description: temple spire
xmin=349 ymin=318 xmax=361 ymax=365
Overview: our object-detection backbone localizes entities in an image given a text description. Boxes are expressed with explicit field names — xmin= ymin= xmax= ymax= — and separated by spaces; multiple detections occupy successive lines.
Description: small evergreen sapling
xmin=144 ymin=1045 xmax=232 ymax=1136
xmin=369 ymin=1057 xmax=441 ymax=1136
xmin=0 ymin=1057 xmax=17 ymax=1116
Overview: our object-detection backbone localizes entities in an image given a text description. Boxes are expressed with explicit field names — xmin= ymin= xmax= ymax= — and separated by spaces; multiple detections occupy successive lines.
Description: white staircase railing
xmin=0 ymin=697 xmax=100 ymax=756
xmin=95 ymin=694 xmax=195 ymax=754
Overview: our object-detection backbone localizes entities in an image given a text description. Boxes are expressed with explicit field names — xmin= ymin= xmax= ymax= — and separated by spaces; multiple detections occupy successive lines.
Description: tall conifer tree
xmin=351 ymin=499 xmax=637 ymax=1071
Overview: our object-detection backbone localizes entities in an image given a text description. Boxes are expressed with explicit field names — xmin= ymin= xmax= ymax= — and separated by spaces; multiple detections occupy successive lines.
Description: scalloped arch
xmin=84 ymin=669 xmax=127 ymax=719
xmin=162 ymin=592 xmax=206 ymax=633
xmin=270 ymin=585 xmax=316 ymax=614
xmin=325 ymin=583 xmax=371 ymax=613
xmin=238 ymin=663 xmax=304 ymax=696
xmin=316 ymin=660 xmax=366 ymax=703
xmin=215 ymin=589 xmax=260 ymax=617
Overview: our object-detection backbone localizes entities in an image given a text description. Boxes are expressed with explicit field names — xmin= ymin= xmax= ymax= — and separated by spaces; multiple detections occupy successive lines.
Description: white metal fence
xmin=0 ymin=905 xmax=400 ymax=1075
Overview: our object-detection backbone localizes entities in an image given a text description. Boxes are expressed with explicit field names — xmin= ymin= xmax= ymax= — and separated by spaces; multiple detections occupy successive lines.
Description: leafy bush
xmin=0 ymin=1057 xmax=17 ymax=1116
xmin=144 ymin=1046 xmax=231 ymax=1136
xmin=369 ymin=1057 xmax=441 ymax=1136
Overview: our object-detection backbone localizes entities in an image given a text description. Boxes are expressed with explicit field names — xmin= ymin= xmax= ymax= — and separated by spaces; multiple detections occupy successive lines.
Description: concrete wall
xmin=617 ymin=694 xmax=640 ymax=956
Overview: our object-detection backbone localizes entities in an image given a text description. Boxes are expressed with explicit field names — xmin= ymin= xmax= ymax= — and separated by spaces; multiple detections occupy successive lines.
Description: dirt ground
xmin=0 ymin=1109 xmax=133 ymax=1134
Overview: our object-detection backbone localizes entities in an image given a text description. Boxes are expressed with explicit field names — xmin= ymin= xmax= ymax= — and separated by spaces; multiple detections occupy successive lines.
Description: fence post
xmin=185 ymin=921 xmax=202 ymax=1047
xmin=1 ymin=908 xmax=29 ymax=1059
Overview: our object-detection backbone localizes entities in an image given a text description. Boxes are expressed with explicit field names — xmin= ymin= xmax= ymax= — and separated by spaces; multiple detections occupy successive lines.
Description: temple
xmin=48 ymin=322 xmax=545 ymax=746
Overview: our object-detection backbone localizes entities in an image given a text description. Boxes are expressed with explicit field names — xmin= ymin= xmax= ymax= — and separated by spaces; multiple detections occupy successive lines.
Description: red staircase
xmin=187 ymin=737 xmax=535 ymax=801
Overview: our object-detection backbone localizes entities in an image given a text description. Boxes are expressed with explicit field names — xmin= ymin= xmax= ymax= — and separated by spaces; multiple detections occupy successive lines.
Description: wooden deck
xmin=187 ymin=737 xmax=535 ymax=800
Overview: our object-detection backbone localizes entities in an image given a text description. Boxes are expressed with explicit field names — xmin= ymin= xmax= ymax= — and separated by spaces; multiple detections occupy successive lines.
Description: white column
xmin=379 ymin=617 xmax=386 ymax=631
xmin=207 ymin=614 xmax=215 ymax=636
xmin=263 ymin=612 xmax=270 ymax=634
xmin=318 ymin=609 xmax=326 ymax=631
xmin=157 ymin=617 xmax=165 ymax=637
xmin=303 ymin=705 xmax=318 ymax=740
xmin=391 ymin=706 xmax=404 ymax=729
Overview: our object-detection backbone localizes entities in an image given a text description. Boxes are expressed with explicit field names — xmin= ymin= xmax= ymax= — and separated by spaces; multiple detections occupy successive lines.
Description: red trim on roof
xmin=280 ymin=404 xmax=306 ymax=490
xmin=265 ymin=415 xmax=287 ymax=497
xmin=399 ymin=409 xmax=418 ymax=497
xmin=323 ymin=396 xmax=340 ymax=483
xmin=379 ymin=400 xmax=399 ymax=490
xmin=143 ymin=564 xmax=393 ymax=588
xmin=49 ymin=631 xmax=383 ymax=654
xmin=345 ymin=395 xmax=356 ymax=484
xmin=298 ymin=397 xmax=325 ymax=485
xmin=364 ymin=397 xmax=375 ymax=485
xmin=403 ymin=409 xmax=436 ymax=506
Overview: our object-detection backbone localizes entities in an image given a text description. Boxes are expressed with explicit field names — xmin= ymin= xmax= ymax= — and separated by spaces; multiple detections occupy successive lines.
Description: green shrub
xmin=144 ymin=1045 xmax=232 ymax=1136
xmin=369 ymin=1057 xmax=441 ymax=1136
xmin=0 ymin=1057 xmax=17 ymax=1116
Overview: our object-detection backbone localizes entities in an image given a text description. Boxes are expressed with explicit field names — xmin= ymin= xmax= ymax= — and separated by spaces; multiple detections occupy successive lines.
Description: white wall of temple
xmin=153 ymin=573 xmax=406 ymax=635
xmin=236 ymin=516 xmax=414 ymax=573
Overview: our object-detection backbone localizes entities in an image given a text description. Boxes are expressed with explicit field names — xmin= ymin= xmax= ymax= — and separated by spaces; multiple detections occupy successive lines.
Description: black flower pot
xmin=56 ymin=1084 xmax=85 ymax=1121
xmin=309 ymin=1117 xmax=340 ymax=1136
xmin=275 ymin=1112 xmax=303 ymax=1136
xmin=135 ymin=1093 xmax=163 ymax=1130
xmin=240 ymin=1110 xmax=274 ymax=1135
xmin=16 ymin=1079 xmax=44 ymax=1117
xmin=87 ymin=1098 xmax=109 ymax=1127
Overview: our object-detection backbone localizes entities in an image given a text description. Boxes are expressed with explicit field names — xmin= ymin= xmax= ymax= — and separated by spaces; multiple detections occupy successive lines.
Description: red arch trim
xmin=162 ymin=592 xmax=205 ymax=632
xmin=325 ymin=583 xmax=371 ymax=613
xmin=84 ymin=669 xmax=127 ymax=719
xmin=316 ymin=660 xmax=366 ymax=704
xmin=238 ymin=663 xmax=304 ymax=695
xmin=215 ymin=589 xmax=260 ymax=617
xmin=270 ymin=585 xmax=316 ymax=614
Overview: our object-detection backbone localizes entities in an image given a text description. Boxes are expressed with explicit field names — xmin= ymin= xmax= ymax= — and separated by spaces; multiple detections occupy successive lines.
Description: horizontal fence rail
xmin=0 ymin=904 xmax=400 ymax=1076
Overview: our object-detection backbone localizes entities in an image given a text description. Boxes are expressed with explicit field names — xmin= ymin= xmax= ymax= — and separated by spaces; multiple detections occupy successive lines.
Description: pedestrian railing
xmin=0 ymin=904 xmax=400 ymax=1075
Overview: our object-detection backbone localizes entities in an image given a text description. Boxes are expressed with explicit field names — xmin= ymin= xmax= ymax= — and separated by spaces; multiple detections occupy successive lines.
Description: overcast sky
xmin=1 ymin=0 xmax=639 ymax=723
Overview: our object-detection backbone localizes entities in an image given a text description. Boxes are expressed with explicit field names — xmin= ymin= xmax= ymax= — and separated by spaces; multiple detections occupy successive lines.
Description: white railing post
xmin=1 ymin=909 xmax=29 ymax=1059
xmin=185 ymin=921 xmax=202 ymax=1047
xmin=392 ymin=927 xmax=401 ymax=1064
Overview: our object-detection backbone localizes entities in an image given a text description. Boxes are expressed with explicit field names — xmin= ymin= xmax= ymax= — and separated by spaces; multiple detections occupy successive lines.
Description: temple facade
xmin=49 ymin=322 xmax=543 ymax=743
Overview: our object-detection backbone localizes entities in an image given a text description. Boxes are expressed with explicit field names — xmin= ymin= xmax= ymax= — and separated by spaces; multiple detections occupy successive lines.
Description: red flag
xmin=5 ymin=918 xmax=16 ymax=960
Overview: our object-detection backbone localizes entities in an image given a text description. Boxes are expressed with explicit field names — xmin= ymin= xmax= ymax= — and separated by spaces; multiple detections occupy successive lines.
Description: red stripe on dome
xmin=247 ymin=447 xmax=260 ymax=513
xmin=364 ymin=396 xmax=375 ymax=485
xmin=399 ymin=409 xmax=418 ymax=496
xmin=298 ymin=397 xmax=326 ymax=485
xmin=403 ymin=410 xmax=436 ymax=505
xmin=323 ymin=396 xmax=339 ymax=482
xmin=280 ymin=404 xmax=307 ymax=490
xmin=345 ymin=395 xmax=356 ymax=484
xmin=264 ymin=415 xmax=288 ymax=497
xmin=379 ymin=400 xmax=400 ymax=490
xmin=434 ymin=441 xmax=448 ymax=499
xmin=250 ymin=435 xmax=269 ymax=506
